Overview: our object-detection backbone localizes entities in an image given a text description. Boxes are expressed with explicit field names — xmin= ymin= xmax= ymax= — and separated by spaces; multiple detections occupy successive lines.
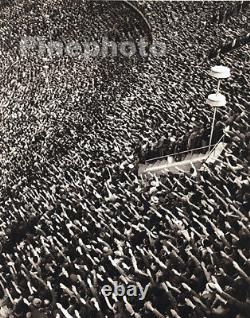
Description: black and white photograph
xmin=0 ymin=0 xmax=249 ymax=317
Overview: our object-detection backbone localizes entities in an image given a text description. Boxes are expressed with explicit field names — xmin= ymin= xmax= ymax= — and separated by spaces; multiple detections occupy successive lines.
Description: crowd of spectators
xmin=0 ymin=1 xmax=249 ymax=317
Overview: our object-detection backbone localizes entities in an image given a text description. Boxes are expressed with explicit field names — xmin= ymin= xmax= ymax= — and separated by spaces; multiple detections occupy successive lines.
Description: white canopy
xmin=207 ymin=93 xmax=226 ymax=107
xmin=209 ymin=65 xmax=231 ymax=79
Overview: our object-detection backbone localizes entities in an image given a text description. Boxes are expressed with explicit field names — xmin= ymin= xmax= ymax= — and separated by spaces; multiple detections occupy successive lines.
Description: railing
xmin=145 ymin=144 xmax=212 ymax=165
xmin=205 ymin=134 xmax=226 ymax=162
xmin=144 ymin=134 xmax=226 ymax=165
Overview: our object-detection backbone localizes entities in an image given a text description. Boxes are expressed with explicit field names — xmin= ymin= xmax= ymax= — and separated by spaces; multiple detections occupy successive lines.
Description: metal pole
xmin=209 ymin=107 xmax=217 ymax=152
xmin=209 ymin=79 xmax=220 ymax=152
xmin=216 ymin=79 xmax=221 ymax=94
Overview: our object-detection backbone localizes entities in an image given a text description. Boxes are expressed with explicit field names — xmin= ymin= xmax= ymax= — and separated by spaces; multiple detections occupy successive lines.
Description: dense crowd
xmin=0 ymin=1 xmax=249 ymax=318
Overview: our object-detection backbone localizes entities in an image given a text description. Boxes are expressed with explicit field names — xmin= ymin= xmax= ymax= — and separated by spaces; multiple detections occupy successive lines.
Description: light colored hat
xmin=32 ymin=298 xmax=42 ymax=307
